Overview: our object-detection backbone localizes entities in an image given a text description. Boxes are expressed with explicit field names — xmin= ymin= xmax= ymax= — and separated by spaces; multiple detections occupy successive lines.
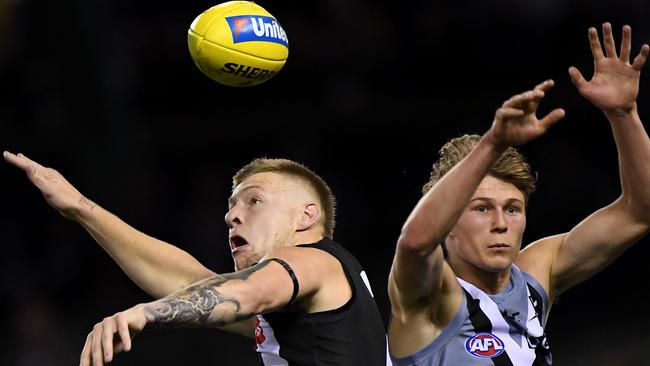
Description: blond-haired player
xmin=388 ymin=23 xmax=649 ymax=365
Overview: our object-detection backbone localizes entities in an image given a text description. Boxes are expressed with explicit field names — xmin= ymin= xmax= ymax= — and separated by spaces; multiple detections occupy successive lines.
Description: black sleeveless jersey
xmin=254 ymin=238 xmax=390 ymax=366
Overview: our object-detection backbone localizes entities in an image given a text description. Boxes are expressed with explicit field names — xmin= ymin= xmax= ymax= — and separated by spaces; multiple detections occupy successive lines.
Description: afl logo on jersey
xmin=465 ymin=333 xmax=505 ymax=358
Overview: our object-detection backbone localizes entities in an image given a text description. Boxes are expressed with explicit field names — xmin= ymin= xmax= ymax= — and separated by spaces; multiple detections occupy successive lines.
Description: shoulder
xmin=516 ymin=233 xmax=567 ymax=299
xmin=389 ymin=263 xmax=464 ymax=358
xmin=264 ymin=245 xmax=353 ymax=312
xmin=266 ymin=244 xmax=341 ymax=269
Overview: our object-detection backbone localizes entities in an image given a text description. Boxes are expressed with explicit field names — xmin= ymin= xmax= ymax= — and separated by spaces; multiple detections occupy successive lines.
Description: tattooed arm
xmin=79 ymin=262 xmax=276 ymax=365
xmin=79 ymin=244 xmax=346 ymax=366
xmin=144 ymin=261 xmax=272 ymax=327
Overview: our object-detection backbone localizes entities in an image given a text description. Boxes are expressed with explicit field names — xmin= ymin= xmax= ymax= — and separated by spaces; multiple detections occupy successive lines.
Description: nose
xmin=224 ymin=206 xmax=242 ymax=228
xmin=491 ymin=209 xmax=508 ymax=234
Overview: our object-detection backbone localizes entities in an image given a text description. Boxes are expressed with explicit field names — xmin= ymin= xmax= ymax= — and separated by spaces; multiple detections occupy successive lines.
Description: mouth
xmin=229 ymin=235 xmax=250 ymax=253
xmin=488 ymin=243 xmax=510 ymax=249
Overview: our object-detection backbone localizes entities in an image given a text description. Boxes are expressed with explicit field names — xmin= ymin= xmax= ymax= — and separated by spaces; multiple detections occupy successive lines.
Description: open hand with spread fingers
xmin=569 ymin=22 xmax=649 ymax=114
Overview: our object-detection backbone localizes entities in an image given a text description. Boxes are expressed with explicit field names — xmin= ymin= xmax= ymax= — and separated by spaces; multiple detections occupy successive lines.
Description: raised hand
xmin=80 ymin=305 xmax=147 ymax=366
xmin=3 ymin=151 xmax=94 ymax=220
xmin=488 ymin=79 xmax=565 ymax=148
xmin=569 ymin=23 xmax=650 ymax=114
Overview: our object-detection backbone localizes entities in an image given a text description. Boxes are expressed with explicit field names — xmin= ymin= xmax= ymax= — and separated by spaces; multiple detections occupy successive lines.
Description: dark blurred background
xmin=1 ymin=0 xmax=649 ymax=364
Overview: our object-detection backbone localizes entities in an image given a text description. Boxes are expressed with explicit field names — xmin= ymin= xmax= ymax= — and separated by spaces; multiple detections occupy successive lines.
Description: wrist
xmin=70 ymin=195 xmax=98 ymax=223
xmin=481 ymin=130 xmax=509 ymax=154
xmin=135 ymin=303 xmax=154 ymax=327
xmin=603 ymin=103 xmax=638 ymax=121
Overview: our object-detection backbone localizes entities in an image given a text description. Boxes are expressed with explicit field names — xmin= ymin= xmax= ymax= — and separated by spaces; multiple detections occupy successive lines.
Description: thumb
xmin=538 ymin=108 xmax=566 ymax=132
xmin=568 ymin=66 xmax=587 ymax=90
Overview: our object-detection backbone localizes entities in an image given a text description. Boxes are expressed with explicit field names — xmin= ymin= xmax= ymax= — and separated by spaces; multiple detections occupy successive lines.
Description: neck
xmin=291 ymin=229 xmax=324 ymax=246
xmin=453 ymin=261 xmax=512 ymax=294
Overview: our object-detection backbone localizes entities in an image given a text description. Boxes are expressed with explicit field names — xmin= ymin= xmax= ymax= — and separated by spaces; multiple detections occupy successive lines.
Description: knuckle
xmin=104 ymin=315 xmax=118 ymax=326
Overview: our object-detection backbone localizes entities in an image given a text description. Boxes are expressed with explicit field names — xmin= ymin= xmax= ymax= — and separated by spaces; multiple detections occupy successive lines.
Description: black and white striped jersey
xmin=391 ymin=264 xmax=552 ymax=366
xmin=254 ymin=238 xmax=391 ymax=366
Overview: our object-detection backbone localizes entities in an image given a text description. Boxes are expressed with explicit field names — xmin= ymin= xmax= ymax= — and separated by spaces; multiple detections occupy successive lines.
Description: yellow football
xmin=187 ymin=1 xmax=289 ymax=87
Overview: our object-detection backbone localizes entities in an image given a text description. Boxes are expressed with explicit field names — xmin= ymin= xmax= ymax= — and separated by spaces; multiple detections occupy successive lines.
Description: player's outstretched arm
xmin=78 ymin=246 xmax=331 ymax=366
xmin=520 ymin=23 xmax=650 ymax=299
xmin=388 ymin=82 xmax=564 ymax=357
xmin=3 ymin=151 xmax=214 ymax=298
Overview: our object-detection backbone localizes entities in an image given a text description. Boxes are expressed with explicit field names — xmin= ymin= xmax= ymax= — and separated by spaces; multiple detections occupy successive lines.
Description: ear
xmin=296 ymin=202 xmax=321 ymax=231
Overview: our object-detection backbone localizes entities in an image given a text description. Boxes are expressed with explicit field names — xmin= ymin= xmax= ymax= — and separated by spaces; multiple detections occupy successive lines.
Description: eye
xmin=250 ymin=197 xmax=262 ymax=205
xmin=506 ymin=206 xmax=521 ymax=214
xmin=476 ymin=206 xmax=488 ymax=213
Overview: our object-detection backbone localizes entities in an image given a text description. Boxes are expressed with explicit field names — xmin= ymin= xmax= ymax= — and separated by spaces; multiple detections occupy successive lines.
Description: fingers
xmin=632 ymin=44 xmax=650 ymax=71
xmin=501 ymin=89 xmax=544 ymax=109
xmin=3 ymin=151 xmax=45 ymax=182
xmin=601 ymin=22 xmax=617 ymax=58
xmin=101 ymin=318 xmax=115 ymax=363
xmin=116 ymin=312 xmax=133 ymax=352
xmin=495 ymin=107 xmax=525 ymax=120
xmin=3 ymin=151 xmax=33 ymax=171
xmin=533 ymin=79 xmax=555 ymax=93
xmin=505 ymin=80 xmax=555 ymax=108
xmin=80 ymin=332 xmax=93 ymax=366
xmin=619 ymin=25 xmax=632 ymax=62
xmin=91 ymin=323 xmax=105 ymax=366
xmin=588 ymin=26 xmax=605 ymax=61
xmin=594 ymin=22 xmax=646 ymax=68
xmin=80 ymin=313 xmax=137 ymax=366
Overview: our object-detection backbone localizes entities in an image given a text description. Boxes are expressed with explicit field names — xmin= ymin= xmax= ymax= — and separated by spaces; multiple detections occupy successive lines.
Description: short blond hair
xmin=422 ymin=134 xmax=536 ymax=202
xmin=233 ymin=158 xmax=336 ymax=238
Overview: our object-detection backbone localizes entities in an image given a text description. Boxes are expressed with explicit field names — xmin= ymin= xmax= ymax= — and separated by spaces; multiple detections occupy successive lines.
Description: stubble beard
xmin=233 ymin=252 xmax=263 ymax=272
xmin=232 ymin=230 xmax=293 ymax=272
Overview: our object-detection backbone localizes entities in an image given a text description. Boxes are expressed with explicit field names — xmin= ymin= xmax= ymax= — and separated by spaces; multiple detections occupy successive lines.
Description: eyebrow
xmin=470 ymin=197 xmax=524 ymax=205
xmin=228 ymin=185 xmax=264 ymax=207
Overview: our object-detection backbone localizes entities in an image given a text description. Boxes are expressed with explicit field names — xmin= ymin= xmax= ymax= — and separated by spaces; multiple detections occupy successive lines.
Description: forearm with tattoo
xmin=79 ymin=196 xmax=96 ymax=210
xmin=143 ymin=260 xmax=270 ymax=327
